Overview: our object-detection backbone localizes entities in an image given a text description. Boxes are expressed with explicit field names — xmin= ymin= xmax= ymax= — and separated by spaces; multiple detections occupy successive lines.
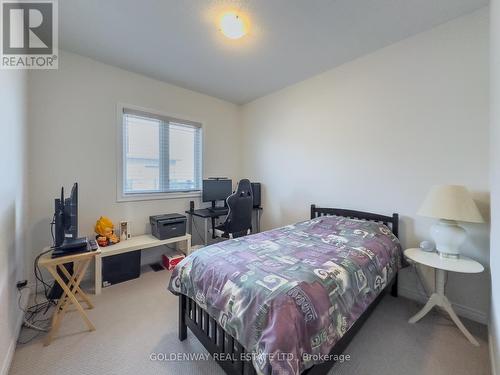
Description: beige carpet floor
xmin=10 ymin=268 xmax=490 ymax=375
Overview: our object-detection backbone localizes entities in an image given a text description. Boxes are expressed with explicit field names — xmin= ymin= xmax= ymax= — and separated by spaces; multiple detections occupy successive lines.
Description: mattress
xmin=168 ymin=215 xmax=402 ymax=374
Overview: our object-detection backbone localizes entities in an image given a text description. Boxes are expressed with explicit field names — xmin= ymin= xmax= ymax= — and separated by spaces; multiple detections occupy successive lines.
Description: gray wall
xmin=490 ymin=1 xmax=500 ymax=373
xmin=241 ymin=9 xmax=491 ymax=323
xmin=0 ymin=70 xmax=28 ymax=375
xmin=27 ymin=51 xmax=242 ymax=273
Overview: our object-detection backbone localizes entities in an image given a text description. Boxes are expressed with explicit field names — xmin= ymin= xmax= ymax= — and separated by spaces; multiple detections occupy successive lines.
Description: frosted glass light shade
xmin=417 ymin=185 xmax=484 ymax=223
xmin=219 ymin=12 xmax=247 ymax=39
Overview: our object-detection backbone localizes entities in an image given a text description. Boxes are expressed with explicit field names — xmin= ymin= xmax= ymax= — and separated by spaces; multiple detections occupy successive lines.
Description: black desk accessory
xmin=51 ymin=237 xmax=89 ymax=258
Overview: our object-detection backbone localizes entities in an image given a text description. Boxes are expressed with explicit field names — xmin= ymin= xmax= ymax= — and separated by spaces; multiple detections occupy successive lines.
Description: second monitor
xmin=202 ymin=179 xmax=232 ymax=211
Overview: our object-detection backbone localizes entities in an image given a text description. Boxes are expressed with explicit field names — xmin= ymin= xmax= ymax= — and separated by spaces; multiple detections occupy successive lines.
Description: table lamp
xmin=417 ymin=185 xmax=484 ymax=258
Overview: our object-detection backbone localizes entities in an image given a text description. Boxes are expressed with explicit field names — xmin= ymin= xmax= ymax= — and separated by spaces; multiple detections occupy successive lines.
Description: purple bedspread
xmin=168 ymin=215 xmax=402 ymax=374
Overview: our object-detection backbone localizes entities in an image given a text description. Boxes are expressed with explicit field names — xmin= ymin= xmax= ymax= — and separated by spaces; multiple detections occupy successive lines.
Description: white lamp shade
xmin=417 ymin=185 xmax=484 ymax=223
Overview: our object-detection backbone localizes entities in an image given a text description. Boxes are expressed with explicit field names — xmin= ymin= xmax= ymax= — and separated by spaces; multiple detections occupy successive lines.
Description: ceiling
xmin=60 ymin=0 xmax=488 ymax=104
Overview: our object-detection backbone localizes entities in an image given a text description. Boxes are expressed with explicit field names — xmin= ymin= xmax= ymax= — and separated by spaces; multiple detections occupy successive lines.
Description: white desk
xmin=185 ymin=207 xmax=262 ymax=246
xmin=404 ymin=248 xmax=484 ymax=346
xmin=95 ymin=234 xmax=190 ymax=294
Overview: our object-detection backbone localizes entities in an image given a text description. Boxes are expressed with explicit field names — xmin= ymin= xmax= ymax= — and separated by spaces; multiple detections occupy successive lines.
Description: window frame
xmin=116 ymin=103 xmax=203 ymax=202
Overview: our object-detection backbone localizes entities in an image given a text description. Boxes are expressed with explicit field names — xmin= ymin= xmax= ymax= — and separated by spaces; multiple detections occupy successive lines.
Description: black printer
xmin=150 ymin=213 xmax=187 ymax=240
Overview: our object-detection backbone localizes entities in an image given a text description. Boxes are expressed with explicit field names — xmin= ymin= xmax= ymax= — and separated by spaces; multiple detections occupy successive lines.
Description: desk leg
xmin=211 ymin=217 xmax=216 ymax=239
xmin=187 ymin=214 xmax=193 ymax=235
xmin=45 ymin=259 xmax=95 ymax=346
xmin=44 ymin=265 xmax=70 ymax=346
xmin=178 ymin=236 xmax=191 ymax=256
xmin=95 ymin=254 xmax=102 ymax=295
xmin=256 ymin=209 xmax=261 ymax=233
xmin=204 ymin=218 xmax=208 ymax=246
xmin=59 ymin=262 xmax=94 ymax=309
xmin=50 ymin=264 xmax=95 ymax=330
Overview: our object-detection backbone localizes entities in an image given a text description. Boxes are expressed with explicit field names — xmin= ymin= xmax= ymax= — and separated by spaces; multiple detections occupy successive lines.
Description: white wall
xmin=490 ymin=0 xmax=500 ymax=373
xmin=0 ymin=70 xmax=28 ymax=375
xmin=241 ymin=9 xmax=490 ymax=322
xmin=27 ymin=51 xmax=241 ymax=268
xmin=24 ymin=7 xmax=490 ymax=328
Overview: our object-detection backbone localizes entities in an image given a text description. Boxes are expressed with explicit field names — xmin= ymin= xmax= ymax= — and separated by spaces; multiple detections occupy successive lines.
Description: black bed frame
xmin=178 ymin=205 xmax=399 ymax=375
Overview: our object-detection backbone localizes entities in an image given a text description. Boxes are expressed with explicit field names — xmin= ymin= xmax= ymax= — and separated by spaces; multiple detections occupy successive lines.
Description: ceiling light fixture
xmin=219 ymin=12 xmax=247 ymax=39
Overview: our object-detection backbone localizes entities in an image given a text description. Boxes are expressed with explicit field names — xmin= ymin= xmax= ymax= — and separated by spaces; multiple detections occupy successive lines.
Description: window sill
xmin=117 ymin=191 xmax=201 ymax=203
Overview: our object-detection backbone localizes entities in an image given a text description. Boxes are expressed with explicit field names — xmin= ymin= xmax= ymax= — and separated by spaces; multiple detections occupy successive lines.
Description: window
xmin=119 ymin=107 xmax=202 ymax=200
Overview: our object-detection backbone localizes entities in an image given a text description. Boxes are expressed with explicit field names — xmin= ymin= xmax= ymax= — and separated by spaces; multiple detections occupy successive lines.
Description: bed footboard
xmin=178 ymin=294 xmax=256 ymax=375
xmin=178 ymin=275 xmax=397 ymax=375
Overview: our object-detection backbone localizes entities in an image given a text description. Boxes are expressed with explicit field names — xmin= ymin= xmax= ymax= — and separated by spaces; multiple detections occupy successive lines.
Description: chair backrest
xmin=223 ymin=179 xmax=253 ymax=237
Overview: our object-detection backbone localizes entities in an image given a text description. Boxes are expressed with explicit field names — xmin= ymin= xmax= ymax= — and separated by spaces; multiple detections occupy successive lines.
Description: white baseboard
xmin=399 ymin=286 xmax=488 ymax=324
xmin=0 ymin=289 xmax=29 ymax=375
xmin=490 ymin=330 xmax=498 ymax=375
xmin=490 ymin=310 xmax=500 ymax=375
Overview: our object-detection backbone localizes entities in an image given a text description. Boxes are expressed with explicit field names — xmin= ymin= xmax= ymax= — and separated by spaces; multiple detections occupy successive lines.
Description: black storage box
xmin=102 ymin=250 xmax=141 ymax=287
xmin=150 ymin=213 xmax=187 ymax=240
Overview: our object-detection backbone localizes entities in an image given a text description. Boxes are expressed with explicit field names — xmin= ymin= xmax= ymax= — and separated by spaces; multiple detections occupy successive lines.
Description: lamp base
xmin=430 ymin=219 xmax=466 ymax=258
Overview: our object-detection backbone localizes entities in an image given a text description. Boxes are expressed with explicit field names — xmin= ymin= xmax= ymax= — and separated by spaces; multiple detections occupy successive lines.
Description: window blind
xmin=122 ymin=108 xmax=202 ymax=195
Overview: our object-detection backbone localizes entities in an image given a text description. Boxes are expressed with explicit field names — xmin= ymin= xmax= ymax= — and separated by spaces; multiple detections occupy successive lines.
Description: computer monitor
xmin=50 ymin=182 xmax=79 ymax=300
xmin=202 ymin=179 xmax=232 ymax=206
xmin=54 ymin=183 xmax=78 ymax=248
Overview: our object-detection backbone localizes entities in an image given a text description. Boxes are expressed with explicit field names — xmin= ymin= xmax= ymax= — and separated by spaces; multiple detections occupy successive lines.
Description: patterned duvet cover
xmin=168 ymin=215 xmax=402 ymax=374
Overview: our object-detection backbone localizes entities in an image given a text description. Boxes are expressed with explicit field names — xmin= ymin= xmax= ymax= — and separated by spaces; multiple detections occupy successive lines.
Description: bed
xmin=168 ymin=205 xmax=401 ymax=375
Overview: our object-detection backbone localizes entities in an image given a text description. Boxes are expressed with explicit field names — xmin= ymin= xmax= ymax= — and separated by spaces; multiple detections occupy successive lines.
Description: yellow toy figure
xmin=95 ymin=216 xmax=120 ymax=247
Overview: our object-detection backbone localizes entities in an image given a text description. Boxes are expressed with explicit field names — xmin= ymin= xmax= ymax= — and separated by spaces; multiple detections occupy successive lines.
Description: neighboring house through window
xmin=118 ymin=106 xmax=202 ymax=200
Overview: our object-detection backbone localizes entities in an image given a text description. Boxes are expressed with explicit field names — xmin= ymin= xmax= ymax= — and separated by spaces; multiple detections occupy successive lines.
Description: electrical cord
xmin=17 ymin=320 xmax=50 ymax=345
xmin=34 ymin=248 xmax=55 ymax=303
xmin=17 ymin=286 xmax=53 ymax=345
xmin=30 ymin=213 xmax=57 ymax=305
xmin=18 ymin=288 xmax=50 ymax=331
xmin=50 ymin=213 xmax=55 ymax=245
xmin=17 ymin=219 xmax=59 ymax=345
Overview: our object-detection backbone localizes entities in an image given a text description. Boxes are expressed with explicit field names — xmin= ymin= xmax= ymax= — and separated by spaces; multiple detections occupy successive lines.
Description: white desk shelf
xmin=95 ymin=234 xmax=190 ymax=294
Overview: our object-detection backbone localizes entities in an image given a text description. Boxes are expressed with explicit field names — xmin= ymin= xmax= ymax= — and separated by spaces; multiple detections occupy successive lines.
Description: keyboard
xmin=208 ymin=207 xmax=228 ymax=214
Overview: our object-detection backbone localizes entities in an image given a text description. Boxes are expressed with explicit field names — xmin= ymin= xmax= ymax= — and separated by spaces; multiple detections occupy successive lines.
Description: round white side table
xmin=404 ymin=248 xmax=484 ymax=346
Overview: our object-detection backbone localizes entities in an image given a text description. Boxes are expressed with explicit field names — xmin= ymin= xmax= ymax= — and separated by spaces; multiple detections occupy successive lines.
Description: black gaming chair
xmin=214 ymin=179 xmax=254 ymax=238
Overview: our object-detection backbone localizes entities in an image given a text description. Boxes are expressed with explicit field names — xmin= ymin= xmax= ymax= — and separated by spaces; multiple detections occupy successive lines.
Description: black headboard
xmin=310 ymin=204 xmax=399 ymax=238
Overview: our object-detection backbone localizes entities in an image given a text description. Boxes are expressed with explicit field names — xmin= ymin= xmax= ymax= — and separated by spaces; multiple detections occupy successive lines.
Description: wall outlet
xmin=16 ymin=280 xmax=28 ymax=289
